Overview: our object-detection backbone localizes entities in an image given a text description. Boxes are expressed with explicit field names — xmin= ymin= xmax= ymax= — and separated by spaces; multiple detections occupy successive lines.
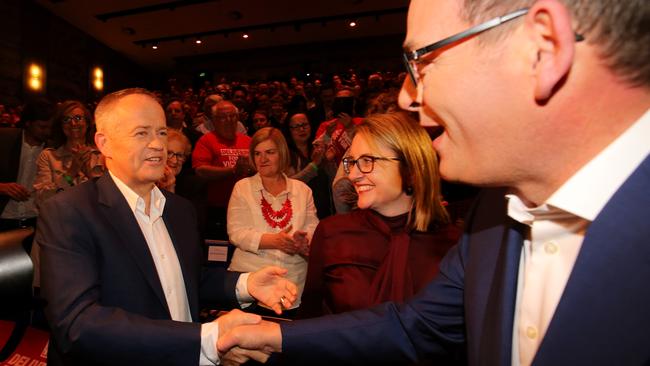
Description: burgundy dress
xmin=299 ymin=209 xmax=460 ymax=318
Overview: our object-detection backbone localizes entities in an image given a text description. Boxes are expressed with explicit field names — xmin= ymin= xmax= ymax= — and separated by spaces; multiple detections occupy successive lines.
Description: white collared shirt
xmin=1 ymin=132 xmax=43 ymax=219
xmin=508 ymin=108 xmax=650 ymax=366
xmin=110 ymin=172 xmax=237 ymax=365
xmin=227 ymin=173 xmax=319 ymax=307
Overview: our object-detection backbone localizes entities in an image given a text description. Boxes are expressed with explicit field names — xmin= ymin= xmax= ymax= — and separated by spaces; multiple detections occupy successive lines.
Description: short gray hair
xmin=95 ymin=88 xmax=161 ymax=133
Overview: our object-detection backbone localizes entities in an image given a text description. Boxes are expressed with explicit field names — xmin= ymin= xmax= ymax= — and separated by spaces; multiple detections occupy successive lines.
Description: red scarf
xmin=366 ymin=211 xmax=414 ymax=305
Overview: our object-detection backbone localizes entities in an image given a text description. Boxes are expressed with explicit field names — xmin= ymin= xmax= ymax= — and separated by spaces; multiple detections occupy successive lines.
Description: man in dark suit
xmin=36 ymin=88 xmax=297 ymax=366
xmin=217 ymin=0 xmax=650 ymax=365
xmin=0 ymin=99 xmax=54 ymax=232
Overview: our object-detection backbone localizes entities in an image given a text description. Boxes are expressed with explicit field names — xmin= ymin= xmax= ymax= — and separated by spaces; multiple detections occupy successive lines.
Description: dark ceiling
xmin=36 ymin=0 xmax=409 ymax=71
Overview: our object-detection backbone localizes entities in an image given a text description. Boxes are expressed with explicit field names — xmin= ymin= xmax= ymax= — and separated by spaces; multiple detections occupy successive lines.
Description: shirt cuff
xmin=235 ymin=272 xmax=254 ymax=308
xmin=200 ymin=322 xmax=220 ymax=365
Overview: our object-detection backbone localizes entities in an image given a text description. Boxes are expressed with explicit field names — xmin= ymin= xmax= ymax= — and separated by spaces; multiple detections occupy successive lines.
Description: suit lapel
xmin=533 ymin=156 xmax=650 ymax=365
xmin=478 ymin=218 xmax=525 ymax=366
xmin=96 ymin=174 xmax=170 ymax=316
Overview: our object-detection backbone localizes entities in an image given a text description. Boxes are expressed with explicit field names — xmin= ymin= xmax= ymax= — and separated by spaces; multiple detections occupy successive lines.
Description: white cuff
xmin=199 ymin=322 xmax=220 ymax=365
xmin=235 ymin=272 xmax=254 ymax=308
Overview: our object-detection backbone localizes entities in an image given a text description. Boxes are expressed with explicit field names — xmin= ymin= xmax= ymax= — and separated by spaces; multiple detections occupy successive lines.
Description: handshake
xmin=214 ymin=266 xmax=292 ymax=365
xmin=215 ymin=310 xmax=284 ymax=365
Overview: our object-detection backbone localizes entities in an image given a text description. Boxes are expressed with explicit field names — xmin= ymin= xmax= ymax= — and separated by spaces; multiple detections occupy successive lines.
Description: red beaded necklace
xmin=260 ymin=191 xmax=293 ymax=229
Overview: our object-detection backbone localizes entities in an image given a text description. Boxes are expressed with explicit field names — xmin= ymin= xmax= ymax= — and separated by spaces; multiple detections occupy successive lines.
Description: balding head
xmin=212 ymin=101 xmax=239 ymax=141
xmin=95 ymin=88 xmax=161 ymax=136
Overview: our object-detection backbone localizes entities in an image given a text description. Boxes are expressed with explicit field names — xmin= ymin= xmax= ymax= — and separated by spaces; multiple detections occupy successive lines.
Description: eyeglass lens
xmin=63 ymin=115 xmax=86 ymax=123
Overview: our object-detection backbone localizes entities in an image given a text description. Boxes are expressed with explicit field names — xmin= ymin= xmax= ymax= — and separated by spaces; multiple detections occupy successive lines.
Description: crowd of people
xmin=1 ymin=68 xmax=464 ymax=352
xmin=0 ymin=69 xmax=462 ymax=364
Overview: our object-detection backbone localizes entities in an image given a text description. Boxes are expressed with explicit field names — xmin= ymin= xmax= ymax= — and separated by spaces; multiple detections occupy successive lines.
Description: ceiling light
xmin=242 ymin=33 xmax=249 ymax=39
xmin=195 ymin=38 xmax=202 ymax=44
xmin=152 ymin=44 xmax=158 ymax=50
xmin=349 ymin=21 xmax=357 ymax=27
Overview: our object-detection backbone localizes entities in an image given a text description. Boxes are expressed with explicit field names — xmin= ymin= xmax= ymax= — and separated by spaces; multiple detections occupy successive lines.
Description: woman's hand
xmin=292 ymin=230 xmax=310 ymax=258
xmin=68 ymin=145 xmax=92 ymax=178
xmin=260 ymin=226 xmax=302 ymax=255
xmin=273 ymin=226 xmax=300 ymax=255
xmin=325 ymin=119 xmax=338 ymax=136
xmin=311 ymin=144 xmax=325 ymax=165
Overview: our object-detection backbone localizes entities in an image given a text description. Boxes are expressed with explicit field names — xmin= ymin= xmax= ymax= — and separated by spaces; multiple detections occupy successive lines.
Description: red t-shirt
xmin=192 ymin=132 xmax=252 ymax=207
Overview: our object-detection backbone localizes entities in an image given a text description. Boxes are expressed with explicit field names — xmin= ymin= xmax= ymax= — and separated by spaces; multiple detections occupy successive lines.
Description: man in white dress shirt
xmin=36 ymin=88 xmax=297 ymax=366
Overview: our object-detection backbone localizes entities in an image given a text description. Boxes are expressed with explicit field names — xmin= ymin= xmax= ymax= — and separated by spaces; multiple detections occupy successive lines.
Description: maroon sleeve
xmin=297 ymin=221 xmax=328 ymax=319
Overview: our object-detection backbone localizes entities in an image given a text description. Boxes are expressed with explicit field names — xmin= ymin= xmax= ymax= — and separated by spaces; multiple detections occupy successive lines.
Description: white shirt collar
xmin=250 ymin=172 xmax=291 ymax=195
xmin=509 ymin=108 xmax=650 ymax=222
xmin=109 ymin=170 xmax=166 ymax=219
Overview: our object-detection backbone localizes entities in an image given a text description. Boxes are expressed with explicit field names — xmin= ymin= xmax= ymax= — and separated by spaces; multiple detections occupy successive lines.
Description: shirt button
xmin=526 ymin=326 xmax=538 ymax=339
xmin=544 ymin=242 xmax=558 ymax=254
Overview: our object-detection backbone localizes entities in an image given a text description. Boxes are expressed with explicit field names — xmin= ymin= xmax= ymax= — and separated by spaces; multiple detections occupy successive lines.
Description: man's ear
xmin=525 ymin=0 xmax=576 ymax=101
xmin=95 ymin=132 xmax=110 ymax=158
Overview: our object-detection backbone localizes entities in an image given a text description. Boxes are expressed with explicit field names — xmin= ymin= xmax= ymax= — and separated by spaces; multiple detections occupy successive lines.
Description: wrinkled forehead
xmin=403 ymin=0 xmax=465 ymax=51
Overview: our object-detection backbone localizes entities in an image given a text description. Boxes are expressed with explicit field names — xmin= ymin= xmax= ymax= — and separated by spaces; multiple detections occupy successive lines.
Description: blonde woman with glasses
xmin=300 ymin=112 xmax=460 ymax=318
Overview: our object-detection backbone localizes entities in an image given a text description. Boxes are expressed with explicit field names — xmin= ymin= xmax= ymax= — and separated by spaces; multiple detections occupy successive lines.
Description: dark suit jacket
xmin=36 ymin=173 xmax=240 ymax=366
xmin=279 ymin=155 xmax=650 ymax=365
xmin=0 ymin=128 xmax=23 ymax=214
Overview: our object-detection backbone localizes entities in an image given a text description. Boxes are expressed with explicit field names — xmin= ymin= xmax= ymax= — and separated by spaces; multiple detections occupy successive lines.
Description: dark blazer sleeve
xmin=279 ymin=236 xmax=467 ymax=365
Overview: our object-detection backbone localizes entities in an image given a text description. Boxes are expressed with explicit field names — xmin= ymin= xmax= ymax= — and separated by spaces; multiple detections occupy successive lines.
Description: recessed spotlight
xmin=242 ymin=33 xmax=249 ymax=39
xmin=349 ymin=21 xmax=357 ymax=27
xmin=195 ymin=39 xmax=202 ymax=44
xmin=152 ymin=44 xmax=158 ymax=50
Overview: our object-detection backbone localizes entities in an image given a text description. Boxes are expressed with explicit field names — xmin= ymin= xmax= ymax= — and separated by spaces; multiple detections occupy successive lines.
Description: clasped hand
xmin=218 ymin=318 xmax=282 ymax=366
xmin=273 ymin=225 xmax=310 ymax=257
xmin=215 ymin=310 xmax=271 ymax=366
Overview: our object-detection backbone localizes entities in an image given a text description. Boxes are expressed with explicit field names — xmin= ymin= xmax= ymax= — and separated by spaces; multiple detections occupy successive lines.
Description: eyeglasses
xmin=402 ymin=8 xmax=585 ymax=87
xmin=342 ymin=155 xmax=402 ymax=174
xmin=167 ymin=151 xmax=187 ymax=162
xmin=289 ymin=123 xmax=309 ymax=130
xmin=62 ymin=114 xmax=87 ymax=124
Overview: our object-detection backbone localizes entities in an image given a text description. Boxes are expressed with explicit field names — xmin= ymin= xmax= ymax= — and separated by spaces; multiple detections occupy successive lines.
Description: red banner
xmin=0 ymin=320 xmax=48 ymax=366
